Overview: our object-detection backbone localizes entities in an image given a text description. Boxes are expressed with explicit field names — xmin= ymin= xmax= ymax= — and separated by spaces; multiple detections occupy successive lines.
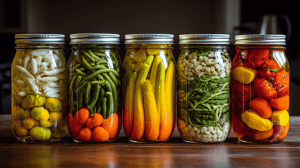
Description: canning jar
xmin=68 ymin=33 xmax=122 ymax=142
xmin=232 ymin=34 xmax=289 ymax=143
xmin=123 ymin=34 xmax=176 ymax=142
xmin=177 ymin=34 xmax=231 ymax=143
xmin=12 ymin=34 xmax=67 ymax=142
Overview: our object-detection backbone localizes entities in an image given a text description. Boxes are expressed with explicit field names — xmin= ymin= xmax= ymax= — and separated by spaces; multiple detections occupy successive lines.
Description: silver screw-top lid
xmin=70 ymin=33 xmax=120 ymax=44
xmin=125 ymin=34 xmax=174 ymax=44
xmin=15 ymin=34 xmax=65 ymax=44
xmin=235 ymin=34 xmax=286 ymax=45
xmin=179 ymin=34 xmax=230 ymax=44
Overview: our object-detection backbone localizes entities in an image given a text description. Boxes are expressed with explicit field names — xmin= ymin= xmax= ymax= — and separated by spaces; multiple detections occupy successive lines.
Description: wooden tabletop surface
xmin=0 ymin=115 xmax=300 ymax=168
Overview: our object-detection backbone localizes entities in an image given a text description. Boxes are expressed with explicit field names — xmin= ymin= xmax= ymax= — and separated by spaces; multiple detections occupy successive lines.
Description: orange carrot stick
xmin=142 ymin=80 xmax=159 ymax=141
xmin=131 ymin=85 xmax=145 ymax=141
xmin=123 ymin=72 xmax=137 ymax=137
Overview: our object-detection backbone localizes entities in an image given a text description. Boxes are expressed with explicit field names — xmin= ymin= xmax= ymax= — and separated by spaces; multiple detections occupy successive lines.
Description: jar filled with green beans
xmin=177 ymin=34 xmax=231 ymax=143
xmin=68 ymin=33 xmax=122 ymax=142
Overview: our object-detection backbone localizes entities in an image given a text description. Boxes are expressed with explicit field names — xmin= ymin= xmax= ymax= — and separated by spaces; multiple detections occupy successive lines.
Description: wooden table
xmin=1 ymin=115 xmax=300 ymax=168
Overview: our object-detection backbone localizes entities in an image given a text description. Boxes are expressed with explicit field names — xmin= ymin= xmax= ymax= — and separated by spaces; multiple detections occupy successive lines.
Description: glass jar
xmin=12 ymin=34 xmax=67 ymax=142
xmin=123 ymin=34 xmax=176 ymax=142
xmin=232 ymin=34 xmax=289 ymax=143
xmin=68 ymin=33 xmax=122 ymax=142
xmin=177 ymin=34 xmax=232 ymax=143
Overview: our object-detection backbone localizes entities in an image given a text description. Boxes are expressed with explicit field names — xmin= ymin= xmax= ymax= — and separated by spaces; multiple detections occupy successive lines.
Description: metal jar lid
xmin=125 ymin=34 xmax=174 ymax=44
xmin=70 ymin=33 xmax=120 ymax=44
xmin=235 ymin=34 xmax=286 ymax=45
xmin=179 ymin=34 xmax=230 ymax=44
xmin=15 ymin=34 xmax=65 ymax=44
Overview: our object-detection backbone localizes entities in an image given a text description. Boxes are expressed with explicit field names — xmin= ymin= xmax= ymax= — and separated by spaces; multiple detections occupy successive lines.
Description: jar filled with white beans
xmin=177 ymin=34 xmax=231 ymax=143
xmin=12 ymin=34 xmax=67 ymax=142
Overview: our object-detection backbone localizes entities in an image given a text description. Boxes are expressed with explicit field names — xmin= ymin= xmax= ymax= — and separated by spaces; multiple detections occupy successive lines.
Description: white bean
xmin=31 ymin=58 xmax=38 ymax=75
xmin=208 ymin=127 xmax=214 ymax=132
xmin=196 ymin=129 xmax=201 ymax=134
xmin=205 ymin=131 xmax=211 ymax=135
xmin=187 ymin=125 xmax=192 ymax=131
xmin=18 ymin=91 xmax=26 ymax=97
xmin=201 ymin=127 xmax=207 ymax=132
xmin=192 ymin=127 xmax=198 ymax=132
xmin=31 ymin=49 xmax=48 ymax=57
xmin=212 ymin=134 xmax=217 ymax=139
xmin=211 ymin=130 xmax=217 ymax=135
xmin=197 ymin=134 xmax=202 ymax=139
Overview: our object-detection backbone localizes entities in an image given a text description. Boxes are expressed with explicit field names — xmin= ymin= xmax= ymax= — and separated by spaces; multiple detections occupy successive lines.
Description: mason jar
xmin=12 ymin=34 xmax=67 ymax=142
xmin=123 ymin=34 xmax=176 ymax=142
xmin=232 ymin=34 xmax=289 ymax=143
xmin=68 ymin=33 xmax=122 ymax=142
xmin=177 ymin=34 xmax=231 ymax=143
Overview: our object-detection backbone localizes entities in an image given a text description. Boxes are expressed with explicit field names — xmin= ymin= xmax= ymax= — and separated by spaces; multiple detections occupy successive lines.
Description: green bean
xmin=78 ymin=69 xmax=119 ymax=85
xmin=77 ymin=76 xmax=82 ymax=85
xmin=93 ymin=65 xmax=107 ymax=69
xmin=78 ymin=91 xmax=84 ymax=110
xmin=96 ymin=59 xmax=108 ymax=64
xmin=97 ymin=89 xmax=105 ymax=114
xmin=76 ymin=53 xmax=83 ymax=65
xmin=76 ymin=69 xmax=87 ymax=76
xmin=82 ymin=50 xmax=95 ymax=63
xmin=102 ymin=98 xmax=107 ymax=119
xmin=69 ymin=74 xmax=77 ymax=94
xmin=78 ymin=67 xmax=86 ymax=71
xmin=105 ymin=92 xmax=113 ymax=118
xmin=94 ymin=52 xmax=107 ymax=57
xmin=90 ymin=107 xmax=94 ymax=116
xmin=108 ymin=72 xmax=118 ymax=86
xmin=87 ymin=50 xmax=101 ymax=60
xmin=77 ymin=81 xmax=89 ymax=93
xmin=72 ymin=64 xmax=80 ymax=72
xmin=82 ymin=55 xmax=93 ymax=70
xmin=85 ymin=83 xmax=91 ymax=105
xmin=110 ymin=51 xmax=118 ymax=67
xmin=102 ymin=73 xmax=118 ymax=112
xmin=87 ymin=84 xmax=101 ymax=109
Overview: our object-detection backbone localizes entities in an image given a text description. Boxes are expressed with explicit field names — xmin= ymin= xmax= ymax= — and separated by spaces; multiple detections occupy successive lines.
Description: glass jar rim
xmin=235 ymin=34 xmax=286 ymax=45
xmin=15 ymin=34 xmax=65 ymax=44
xmin=125 ymin=34 xmax=174 ymax=44
xmin=179 ymin=34 xmax=230 ymax=44
xmin=70 ymin=33 xmax=120 ymax=44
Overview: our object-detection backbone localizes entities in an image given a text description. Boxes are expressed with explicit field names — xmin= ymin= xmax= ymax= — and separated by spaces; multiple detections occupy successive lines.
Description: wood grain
xmin=1 ymin=115 xmax=300 ymax=168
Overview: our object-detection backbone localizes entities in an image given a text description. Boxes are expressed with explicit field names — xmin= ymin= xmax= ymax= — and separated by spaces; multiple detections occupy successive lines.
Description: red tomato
xmin=232 ymin=80 xmax=255 ymax=102
xmin=273 ymin=71 xmax=289 ymax=97
xmin=246 ymin=50 xmax=269 ymax=68
xmin=254 ymin=78 xmax=277 ymax=100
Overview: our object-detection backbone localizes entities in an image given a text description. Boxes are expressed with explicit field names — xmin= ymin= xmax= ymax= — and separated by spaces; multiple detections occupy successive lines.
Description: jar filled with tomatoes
xmin=232 ymin=35 xmax=289 ymax=143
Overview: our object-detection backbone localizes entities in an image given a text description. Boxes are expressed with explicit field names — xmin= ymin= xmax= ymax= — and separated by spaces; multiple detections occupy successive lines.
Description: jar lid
xmin=15 ymin=34 xmax=65 ymax=44
xmin=125 ymin=34 xmax=174 ymax=44
xmin=179 ymin=34 xmax=230 ymax=44
xmin=70 ymin=33 xmax=120 ymax=44
xmin=235 ymin=34 xmax=286 ymax=45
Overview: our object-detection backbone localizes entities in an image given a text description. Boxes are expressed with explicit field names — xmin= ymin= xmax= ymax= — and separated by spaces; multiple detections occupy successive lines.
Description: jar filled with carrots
xmin=177 ymin=34 xmax=232 ymax=143
xmin=12 ymin=34 xmax=67 ymax=142
xmin=232 ymin=34 xmax=289 ymax=143
xmin=68 ymin=33 xmax=122 ymax=142
xmin=123 ymin=34 xmax=176 ymax=142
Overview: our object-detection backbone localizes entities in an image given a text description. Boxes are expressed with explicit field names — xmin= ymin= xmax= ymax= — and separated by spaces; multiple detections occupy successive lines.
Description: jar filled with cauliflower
xmin=177 ymin=34 xmax=232 ymax=143
xmin=12 ymin=34 xmax=67 ymax=142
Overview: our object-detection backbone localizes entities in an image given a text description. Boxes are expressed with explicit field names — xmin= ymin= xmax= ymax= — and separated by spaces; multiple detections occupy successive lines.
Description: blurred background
xmin=0 ymin=0 xmax=299 ymax=115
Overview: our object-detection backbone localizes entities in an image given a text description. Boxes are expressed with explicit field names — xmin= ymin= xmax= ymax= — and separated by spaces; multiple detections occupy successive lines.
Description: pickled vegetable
xmin=123 ymin=44 xmax=175 ymax=142
xmin=177 ymin=46 xmax=231 ymax=143
xmin=68 ymin=43 xmax=122 ymax=142
xmin=12 ymin=46 xmax=67 ymax=142
xmin=232 ymin=44 xmax=290 ymax=143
